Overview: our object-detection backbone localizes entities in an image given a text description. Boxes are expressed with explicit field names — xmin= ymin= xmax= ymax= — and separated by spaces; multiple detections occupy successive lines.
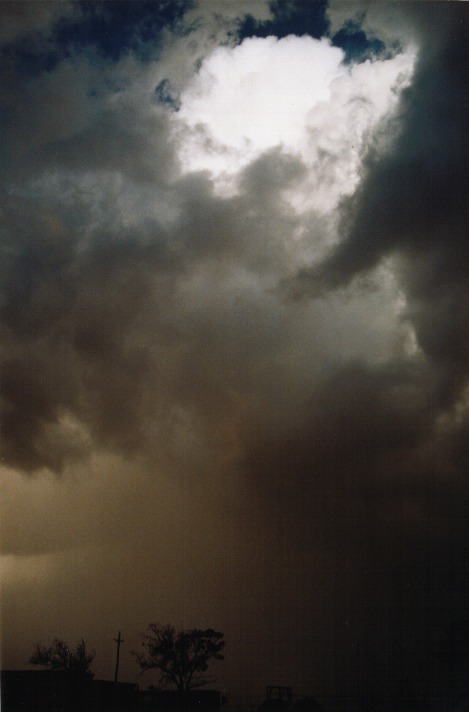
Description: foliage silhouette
xmin=29 ymin=638 xmax=95 ymax=676
xmin=134 ymin=624 xmax=224 ymax=691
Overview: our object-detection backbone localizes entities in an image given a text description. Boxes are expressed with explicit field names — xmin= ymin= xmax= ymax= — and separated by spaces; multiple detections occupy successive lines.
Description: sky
xmin=1 ymin=2 xmax=469 ymax=711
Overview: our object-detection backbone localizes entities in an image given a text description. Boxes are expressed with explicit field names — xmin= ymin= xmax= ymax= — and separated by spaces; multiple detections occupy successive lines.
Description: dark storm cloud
xmin=0 ymin=59 xmax=177 ymax=186
xmin=235 ymin=6 xmax=469 ymax=701
xmin=291 ymin=4 xmax=469 ymax=380
xmin=304 ymin=23 xmax=468 ymax=458
xmin=244 ymin=351 xmax=469 ymax=576
xmin=0 ymin=141 xmax=304 ymax=472
xmin=0 ymin=204 xmax=169 ymax=469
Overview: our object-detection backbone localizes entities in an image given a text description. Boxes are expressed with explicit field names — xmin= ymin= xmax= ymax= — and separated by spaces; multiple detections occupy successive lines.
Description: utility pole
xmin=114 ymin=631 xmax=124 ymax=683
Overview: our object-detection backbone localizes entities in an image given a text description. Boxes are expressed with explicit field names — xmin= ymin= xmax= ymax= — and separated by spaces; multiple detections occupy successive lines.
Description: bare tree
xmin=134 ymin=624 xmax=224 ymax=691
xmin=29 ymin=638 xmax=95 ymax=676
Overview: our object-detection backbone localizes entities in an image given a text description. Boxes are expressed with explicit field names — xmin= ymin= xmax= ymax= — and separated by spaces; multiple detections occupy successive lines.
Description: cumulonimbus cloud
xmin=1 ymin=2 xmax=468 ymax=706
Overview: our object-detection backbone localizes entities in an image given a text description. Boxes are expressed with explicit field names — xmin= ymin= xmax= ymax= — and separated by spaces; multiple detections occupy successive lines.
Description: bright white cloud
xmin=175 ymin=36 xmax=342 ymax=185
xmin=178 ymin=36 xmax=342 ymax=154
xmin=174 ymin=34 xmax=416 ymax=214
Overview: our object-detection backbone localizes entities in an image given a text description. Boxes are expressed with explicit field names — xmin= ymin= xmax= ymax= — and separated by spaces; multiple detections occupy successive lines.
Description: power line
xmin=113 ymin=631 xmax=124 ymax=683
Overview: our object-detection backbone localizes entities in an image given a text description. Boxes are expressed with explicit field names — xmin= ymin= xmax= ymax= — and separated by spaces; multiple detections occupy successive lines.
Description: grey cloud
xmin=0 ymin=57 xmax=178 ymax=187
xmin=327 ymin=1 xmax=461 ymax=56
xmin=0 ymin=1 xmax=78 ymax=45
xmin=1 ymin=136 xmax=306 ymax=473
xmin=290 ymin=6 xmax=469 ymax=384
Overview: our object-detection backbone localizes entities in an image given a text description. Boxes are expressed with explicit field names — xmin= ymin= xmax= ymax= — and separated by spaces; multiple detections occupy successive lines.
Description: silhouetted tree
xmin=29 ymin=638 xmax=95 ymax=676
xmin=135 ymin=624 xmax=224 ymax=690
